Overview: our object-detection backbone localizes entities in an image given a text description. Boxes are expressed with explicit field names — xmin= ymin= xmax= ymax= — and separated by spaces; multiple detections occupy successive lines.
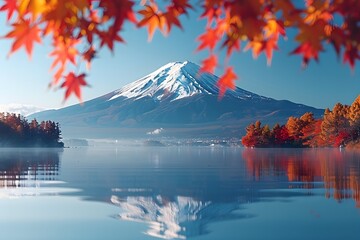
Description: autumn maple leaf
xmin=5 ymin=18 xmax=41 ymax=58
xmin=163 ymin=8 xmax=182 ymax=32
xmin=99 ymin=27 xmax=124 ymax=51
xmin=50 ymin=39 xmax=79 ymax=69
xmin=138 ymin=4 xmax=165 ymax=40
xmin=291 ymin=42 xmax=323 ymax=66
xmin=343 ymin=44 xmax=360 ymax=70
xmin=82 ymin=46 xmax=97 ymax=69
xmin=18 ymin=0 xmax=47 ymax=19
xmin=61 ymin=72 xmax=88 ymax=101
xmin=217 ymin=67 xmax=237 ymax=99
xmin=197 ymin=28 xmax=220 ymax=51
xmin=49 ymin=38 xmax=80 ymax=84
xmin=244 ymin=40 xmax=263 ymax=59
xmin=171 ymin=0 xmax=193 ymax=14
xmin=200 ymin=54 xmax=217 ymax=74
xmin=263 ymin=37 xmax=279 ymax=65
xmin=100 ymin=0 xmax=137 ymax=27
xmin=200 ymin=1 xmax=223 ymax=25
xmin=0 ymin=0 xmax=17 ymax=20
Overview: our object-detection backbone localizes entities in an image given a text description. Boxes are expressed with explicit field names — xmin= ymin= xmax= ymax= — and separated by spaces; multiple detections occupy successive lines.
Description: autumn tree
xmin=349 ymin=96 xmax=360 ymax=140
xmin=321 ymin=103 xmax=351 ymax=147
xmin=0 ymin=112 xmax=63 ymax=147
xmin=301 ymin=119 xmax=324 ymax=147
xmin=0 ymin=0 xmax=359 ymax=101
xmin=242 ymin=120 xmax=266 ymax=147
xmin=284 ymin=113 xmax=314 ymax=146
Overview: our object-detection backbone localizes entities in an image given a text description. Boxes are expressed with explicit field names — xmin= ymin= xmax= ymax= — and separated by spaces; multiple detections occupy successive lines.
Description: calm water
xmin=0 ymin=147 xmax=359 ymax=239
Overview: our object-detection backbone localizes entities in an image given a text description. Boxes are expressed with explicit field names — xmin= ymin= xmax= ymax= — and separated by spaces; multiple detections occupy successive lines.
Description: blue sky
xmin=0 ymin=8 xmax=359 ymax=112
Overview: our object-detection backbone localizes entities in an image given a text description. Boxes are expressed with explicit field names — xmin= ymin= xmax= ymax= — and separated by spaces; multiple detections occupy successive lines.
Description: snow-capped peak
xmin=108 ymin=61 xmax=259 ymax=102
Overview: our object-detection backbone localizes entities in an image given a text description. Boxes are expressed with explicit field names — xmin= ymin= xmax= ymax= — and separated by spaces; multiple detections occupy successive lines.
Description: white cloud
xmin=0 ymin=104 xmax=46 ymax=116
xmin=147 ymin=128 xmax=164 ymax=135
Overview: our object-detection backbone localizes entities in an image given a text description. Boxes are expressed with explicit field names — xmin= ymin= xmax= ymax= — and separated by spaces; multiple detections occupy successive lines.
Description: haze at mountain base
xmin=30 ymin=61 xmax=323 ymax=139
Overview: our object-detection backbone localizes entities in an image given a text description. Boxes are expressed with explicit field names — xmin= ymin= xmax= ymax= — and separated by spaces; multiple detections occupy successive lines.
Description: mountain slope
xmin=31 ymin=61 xmax=323 ymax=138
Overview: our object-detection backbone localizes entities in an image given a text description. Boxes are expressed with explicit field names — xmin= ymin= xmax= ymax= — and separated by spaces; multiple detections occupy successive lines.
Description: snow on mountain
xmin=30 ymin=61 xmax=323 ymax=138
xmin=108 ymin=61 xmax=262 ymax=102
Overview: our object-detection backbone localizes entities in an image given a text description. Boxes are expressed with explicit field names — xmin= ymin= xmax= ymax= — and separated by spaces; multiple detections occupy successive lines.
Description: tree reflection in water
xmin=242 ymin=148 xmax=360 ymax=208
xmin=0 ymin=149 xmax=61 ymax=188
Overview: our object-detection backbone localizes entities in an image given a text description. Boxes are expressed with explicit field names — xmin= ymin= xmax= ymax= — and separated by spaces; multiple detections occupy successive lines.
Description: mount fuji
xmin=31 ymin=61 xmax=323 ymax=138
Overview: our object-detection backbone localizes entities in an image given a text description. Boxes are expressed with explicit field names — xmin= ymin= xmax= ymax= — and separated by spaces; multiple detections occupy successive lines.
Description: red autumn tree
xmin=0 ymin=0 xmax=359 ymax=101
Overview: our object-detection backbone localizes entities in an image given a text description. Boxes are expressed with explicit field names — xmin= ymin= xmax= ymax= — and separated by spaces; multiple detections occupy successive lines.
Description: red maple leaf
xmin=217 ymin=67 xmax=237 ymax=99
xmin=100 ymin=0 xmax=137 ymax=27
xmin=163 ymin=8 xmax=182 ymax=32
xmin=200 ymin=54 xmax=217 ymax=74
xmin=50 ymin=39 xmax=79 ymax=69
xmin=291 ymin=42 xmax=323 ymax=66
xmin=222 ymin=34 xmax=241 ymax=57
xmin=61 ymin=72 xmax=88 ymax=101
xmin=0 ymin=0 xmax=17 ymax=20
xmin=343 ymin=44 xmax=360 ymax=69
xmin=49 ymin=38 xmax=80 ymax=84
xmin=5 ymin=18 xmax=42 ymax=58
xmin=197 ymin=28 xmax=220 ymax=51
xmin=99 ymin=27 xmax=124 ymax=51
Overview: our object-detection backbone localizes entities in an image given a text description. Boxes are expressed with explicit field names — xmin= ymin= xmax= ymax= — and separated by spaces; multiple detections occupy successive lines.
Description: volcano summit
xmin=31 ymin=61 xmax=323 ymax=138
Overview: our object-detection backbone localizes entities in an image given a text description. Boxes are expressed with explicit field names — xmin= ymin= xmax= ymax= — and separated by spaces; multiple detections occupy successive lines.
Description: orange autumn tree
xmin=1 ymin=0 xmax=360 ymax=101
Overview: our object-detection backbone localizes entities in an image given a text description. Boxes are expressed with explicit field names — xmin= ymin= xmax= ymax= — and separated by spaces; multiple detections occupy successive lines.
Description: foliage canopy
xmin=1 ymin=0 xmax=359 ymax=101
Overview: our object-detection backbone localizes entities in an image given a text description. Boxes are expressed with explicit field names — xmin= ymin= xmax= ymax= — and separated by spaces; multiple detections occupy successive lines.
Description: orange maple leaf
xmin=138 ymin=4 xmax=165 ymax=40
xmin=200 ymin=1 xmax=223 ymax=24
xmin=263 ymin=36 xmax=279 ymax=65
xmin=5 ymin=18 xmax=42 ymax=58
xmin=197 ymin=28 xmax=220 ymax=51
xmin=244 ymin=40 xmax=263 ymax=59
xmin=49 ymin=38 xmax=80 ymax=84
xmin=61 ymin=72 xmax=88 ymax=101
xmin=50 ymin=39 xmax=79 ymax=68
xmin=18 ymin=0 xmax=47 ymax=19
xmin=222 ymin=34 xmax=241 ymax=56
xmin=0 ymin=0 xmax=17 ymax=20
xmin=264 ymin=19 xmax=286 ymax=38
xmin=200 ymin=54 xmax=217 ymax=74
xmin=217 ymin=67 xmax=237 ymax=99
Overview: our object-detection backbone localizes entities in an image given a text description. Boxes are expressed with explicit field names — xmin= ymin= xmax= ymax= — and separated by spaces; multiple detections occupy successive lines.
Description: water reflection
xmin=0 ymin=149 xmax=62 ymax=196
xmin=111 ymin=194 xmax=251 ymax=239
xmin=242 ymin=148 xmax=360 ymax=207
xmin=6 ymin=147 xmax=357 ymax=239
xmin=93 ymin=148 xmax=360 ymax=239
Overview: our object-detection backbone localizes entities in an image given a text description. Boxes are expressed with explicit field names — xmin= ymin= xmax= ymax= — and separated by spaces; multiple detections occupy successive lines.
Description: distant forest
xmin=0 ymin=112 xmax=63 ymax=147
xmin=242 ymin=96 xmax=360 ymax=148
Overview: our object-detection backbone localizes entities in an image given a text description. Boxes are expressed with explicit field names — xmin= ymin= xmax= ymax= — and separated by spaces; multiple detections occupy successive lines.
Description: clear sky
xmin=0 ymin=9 xmax=359 ymax=113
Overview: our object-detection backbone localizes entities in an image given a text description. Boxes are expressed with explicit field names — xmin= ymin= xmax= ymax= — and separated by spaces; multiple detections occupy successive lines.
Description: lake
xmin=0 ymin=147 xmax=359 ymax=239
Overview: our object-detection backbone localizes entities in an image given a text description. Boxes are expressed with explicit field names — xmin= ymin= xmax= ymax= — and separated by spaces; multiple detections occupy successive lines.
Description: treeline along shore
xmin=242 ymin=95 xmax=360 ymax=148
xmin=0 ymin=112 xmax=63 ymax=147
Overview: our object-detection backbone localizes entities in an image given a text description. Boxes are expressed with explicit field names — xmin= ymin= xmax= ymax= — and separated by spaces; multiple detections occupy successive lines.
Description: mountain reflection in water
xmin=107 ymin=148 xmax=360 ymax=239
xmin=0 ymin=147 xmax=359 ymax=239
